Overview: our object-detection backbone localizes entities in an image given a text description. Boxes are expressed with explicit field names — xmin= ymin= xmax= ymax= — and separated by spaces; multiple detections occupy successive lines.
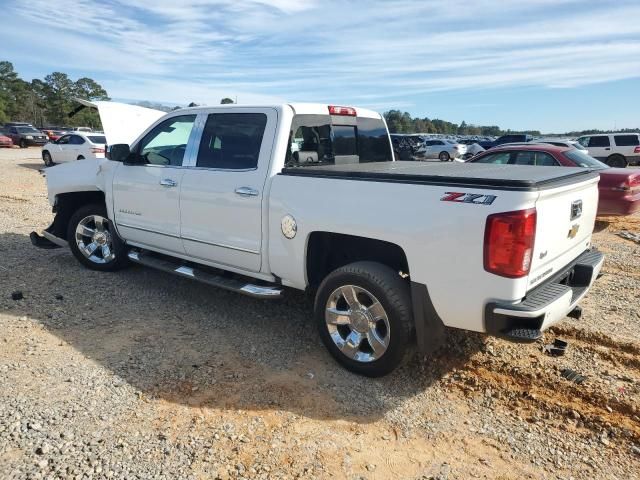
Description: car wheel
xmin=439 ymin=151 xmax=450 ymax=162
xmin=19 ymin=139 xmax=27 ymax=149
xmin=42 ymin=151 xmax=55 ymax=167
xmin=77 ymin=155 xmax=85 ymax=160
xmin=67 ymin=204 xmax=129 ymax=272
xmin=606 ymin=155 xmax=627 ymax=168
xmin=314 ymin=261 xmax=414 ymax=377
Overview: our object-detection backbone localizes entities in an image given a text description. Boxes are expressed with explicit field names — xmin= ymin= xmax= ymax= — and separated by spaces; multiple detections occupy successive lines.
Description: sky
xmin=1 ymin=0 xmax=639 ymax=133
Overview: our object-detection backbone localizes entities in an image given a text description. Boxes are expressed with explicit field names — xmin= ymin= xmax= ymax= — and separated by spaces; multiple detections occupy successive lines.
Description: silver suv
xmin=575 ymin=133 xmax=640 ymax=168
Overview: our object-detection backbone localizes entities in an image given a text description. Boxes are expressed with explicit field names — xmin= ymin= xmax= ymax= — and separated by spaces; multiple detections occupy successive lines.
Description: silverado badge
xmin=568 ymin=224 xmax=580 ymax=239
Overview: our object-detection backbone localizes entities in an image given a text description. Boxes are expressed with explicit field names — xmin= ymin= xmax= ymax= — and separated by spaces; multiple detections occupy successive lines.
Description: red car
xmin=0 ymin=131 xmax=13 ymax=148
xmin=468 ymin=144 xmax=640 ymax=216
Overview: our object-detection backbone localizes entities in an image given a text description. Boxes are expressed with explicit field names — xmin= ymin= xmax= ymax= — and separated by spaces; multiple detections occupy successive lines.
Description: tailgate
xmin=528 ymin=175 xmax=599 ymax=289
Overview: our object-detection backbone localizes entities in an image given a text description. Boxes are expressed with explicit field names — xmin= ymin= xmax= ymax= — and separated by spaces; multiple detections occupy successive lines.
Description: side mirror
xmin=106 ymin=144 xmax=130 ymax=162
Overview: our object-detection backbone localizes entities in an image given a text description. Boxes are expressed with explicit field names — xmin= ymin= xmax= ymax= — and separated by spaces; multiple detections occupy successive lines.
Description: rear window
xmin=613 ymin=135 xmax=639 ymax=147
xmin=564 ymin=150 xmax=608 ymax=169
xmin=87 ymin=135 xmax=106 ymax=144
xmin=588 ymin=136 xmax=610 ymax=147
xmin=285 ymin=114 xmax=392 ymax=167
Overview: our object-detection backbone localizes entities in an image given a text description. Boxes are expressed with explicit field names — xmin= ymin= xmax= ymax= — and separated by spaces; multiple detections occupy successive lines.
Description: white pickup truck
xmin=31 ymin=102 xmax=604 ymax=376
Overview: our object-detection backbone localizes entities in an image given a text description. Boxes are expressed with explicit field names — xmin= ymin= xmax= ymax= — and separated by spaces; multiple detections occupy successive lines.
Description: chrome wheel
xmin=325 ymin=285 xmax=390 ymax=363
xmin=74 ymin=215 xmax=115 ymax=264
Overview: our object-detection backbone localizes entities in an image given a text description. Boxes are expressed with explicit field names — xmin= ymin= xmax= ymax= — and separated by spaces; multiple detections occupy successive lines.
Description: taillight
xmin=91 ymin=147 xmax=105 ymax=154
xmin=634 ymin=146 xmax=640 ymax=154
xmin=328 ymin=105 xmax=357 ymax=116
xmin=484 ymin=208 xmax=537 ymax=278
xmin=613 ymin=174 xmax=640 ymax=193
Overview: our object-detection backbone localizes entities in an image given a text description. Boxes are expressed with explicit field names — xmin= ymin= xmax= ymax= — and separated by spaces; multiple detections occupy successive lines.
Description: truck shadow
xmin=0 ymin=232 xmax=483 ymax=423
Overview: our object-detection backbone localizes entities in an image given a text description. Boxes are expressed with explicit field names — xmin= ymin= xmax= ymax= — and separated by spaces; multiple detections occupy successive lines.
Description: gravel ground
xmin=0 ymin=147 xmax=638 ymax=480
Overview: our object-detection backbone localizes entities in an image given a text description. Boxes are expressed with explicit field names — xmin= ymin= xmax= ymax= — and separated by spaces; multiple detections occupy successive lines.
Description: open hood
xmin=73 ymin=98 xmax=166 ymax=146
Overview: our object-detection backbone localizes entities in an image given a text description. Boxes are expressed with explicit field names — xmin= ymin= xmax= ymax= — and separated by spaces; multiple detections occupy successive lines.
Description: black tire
xmin=606 ymin=155 xmax=627 ymax=168
xmin=438 ymin=151 xmax=450 ymax=162
xmin=314 ymin=261 xmax=414 ymax=377
xmin=67 ymin=204 xmax=129 ymax=272
xmin=77 ymin=155 xmax=85 ymax=160
xmin=19 ymin=139 xmax=27 ymax=148
xmin=42 ymin=151 xmax=54 ymax=167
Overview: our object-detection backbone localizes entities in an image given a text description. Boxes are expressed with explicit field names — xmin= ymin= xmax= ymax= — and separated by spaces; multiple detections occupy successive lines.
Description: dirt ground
xmin=0 ymin=147 xmax=638 ymax=480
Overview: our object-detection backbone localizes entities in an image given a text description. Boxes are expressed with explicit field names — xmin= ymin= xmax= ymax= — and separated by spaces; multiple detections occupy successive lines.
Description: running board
xmin=127 ymin=251 xmax=283 ymax=299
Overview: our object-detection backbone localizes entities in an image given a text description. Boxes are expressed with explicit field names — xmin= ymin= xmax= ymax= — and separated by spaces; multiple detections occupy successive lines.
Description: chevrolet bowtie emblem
xmin=568 ymin=223 xmax=580 ymax=239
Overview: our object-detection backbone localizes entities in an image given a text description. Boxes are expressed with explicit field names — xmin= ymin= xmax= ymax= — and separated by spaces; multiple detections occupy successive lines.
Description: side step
xmin=501 ymin=327 xmax=543 ymax=343
xmin=127 ymin=251 xmax=283 ymax=299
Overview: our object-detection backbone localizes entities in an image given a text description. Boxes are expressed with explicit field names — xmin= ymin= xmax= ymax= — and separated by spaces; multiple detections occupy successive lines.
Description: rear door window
xmin=588 ymin=136 xmax=610 ymax=147
xmin=613 ymin=135 xmax=639 ymax=147
xmin=196 ymin=113 xmax=267 ymax=170
xmin=513 ymin=151 xmax=559 ymax=166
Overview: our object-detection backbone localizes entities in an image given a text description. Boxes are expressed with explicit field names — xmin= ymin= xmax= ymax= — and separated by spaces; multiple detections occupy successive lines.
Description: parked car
xmin=31 ymin=101 xmax=603 ymax=377
xmin=41 ymin=129 xmax=66 ymax=142
xmin=0 ymin=129 xmax=14 ymax=148
xmin=41 ymin=132 xmax=106 ymax=166
xmin=415 ymin=139 xmax=467 ymax=161
xmin=575 ymin=133 xmax=640 ymax=168
xmin=5 ymin=125 xmax=48 ymax=148
xmin=71 ymin=126 xmax=93 ymax=132
xmin=534 ymin=138 xmax=588 ymax=154
xmin=478 ymin=134 xmax=533 ymax=150
xmin=467 ymin=144 xmax=640 ymax=216
xmin=457 ymin=139 xmax=485 ymax=159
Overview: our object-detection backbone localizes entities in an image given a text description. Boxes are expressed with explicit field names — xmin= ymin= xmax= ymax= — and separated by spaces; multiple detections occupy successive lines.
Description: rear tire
xmin=67 ymin=204 xmax=129 ymax=272
xmin=19 ymin=139 xmax=27 ymax=149
xmin=314 ymin=261 xmax=414 ymax=377
xmin=439 ymin=151 xmax=450 ymax=162
xmin=606 ymin=155 xmax=627 ymax=168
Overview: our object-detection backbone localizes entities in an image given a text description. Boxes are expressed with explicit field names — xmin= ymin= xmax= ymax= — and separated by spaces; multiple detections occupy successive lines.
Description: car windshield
xmin=87 ymin=135 xmax=106 ymax=144
xmin=16 ymin=127 xmax=42 ymax=134
xmin=564 ymin=150 xmax=608 ymax=169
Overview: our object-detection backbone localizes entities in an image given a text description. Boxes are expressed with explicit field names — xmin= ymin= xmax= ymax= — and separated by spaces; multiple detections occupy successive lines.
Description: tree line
xmin=0 ymin=61 xmax=108 ymax=129
xmin=383 ymin=110 xmax=540 ymax=136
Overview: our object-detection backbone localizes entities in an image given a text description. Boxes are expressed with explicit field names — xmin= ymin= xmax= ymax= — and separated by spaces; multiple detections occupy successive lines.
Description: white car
xmin=534 ymin=138 xmax=589 ymax=155
xmin=42 ymin=132 xmax=107 ymax=166
xmin=575 ymin=133 xmax=640 ymax=168
xmin=31 ymin=101 xmax=603 ymax=377
xmin=415 ymin=139 xmax=467 ymax=161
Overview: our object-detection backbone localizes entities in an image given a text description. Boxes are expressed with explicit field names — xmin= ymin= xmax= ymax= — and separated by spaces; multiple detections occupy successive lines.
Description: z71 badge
xmin=440 ymin=192 xmax=497 ymax=205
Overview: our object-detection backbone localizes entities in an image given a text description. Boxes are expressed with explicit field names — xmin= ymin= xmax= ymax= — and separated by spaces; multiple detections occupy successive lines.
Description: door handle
xmin=604 ymin=147 xmax=610 ymax=150
xmin=160 ymin=178 xmax=178 ymax=187
xmin=235 ymin=186 xmax=259 ymax=197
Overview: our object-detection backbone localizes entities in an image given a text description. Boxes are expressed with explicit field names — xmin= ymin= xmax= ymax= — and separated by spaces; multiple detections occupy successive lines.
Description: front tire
xmin=19 ymin=139 xmax=27 ymax=148
xmin=67 ymin=204 xmax=129 ymax=272
xmin=439 ymin=151 xmax=450 ymax=162
xmin=314 ymin=261 xmax=414 ymax=377
xmin=42 ymin=151 xmax=54 ymax=167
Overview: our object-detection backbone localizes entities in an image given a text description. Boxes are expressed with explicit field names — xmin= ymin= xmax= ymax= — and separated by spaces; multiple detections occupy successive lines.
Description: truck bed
xmin=280 ymin=161 xmax=599 ymax=191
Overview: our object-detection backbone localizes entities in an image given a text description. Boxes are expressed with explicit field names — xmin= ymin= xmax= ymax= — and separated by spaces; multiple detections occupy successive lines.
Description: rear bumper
xmin=484 ymin=249 xmax=604 ymax=342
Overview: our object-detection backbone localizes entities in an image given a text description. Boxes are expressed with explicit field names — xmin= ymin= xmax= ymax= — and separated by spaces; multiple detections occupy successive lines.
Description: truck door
xmin=112 ymin=114 xmax=198 ymax=254
xmin=179 ymin=108 xmax=278 ymax=272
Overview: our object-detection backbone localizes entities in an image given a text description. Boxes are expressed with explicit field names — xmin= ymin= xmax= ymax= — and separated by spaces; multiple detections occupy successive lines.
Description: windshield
xmin=16 ymin=127 xmax=42 ymax=134
xmin=564 ymin=150 xmax=608 ymax=169
xmin=87 ymin=135 xmax=106 ymax=144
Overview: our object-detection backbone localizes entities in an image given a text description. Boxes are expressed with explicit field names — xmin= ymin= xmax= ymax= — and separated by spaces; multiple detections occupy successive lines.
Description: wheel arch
xmin=305 ymin=231 xmax=409 ymax=290
xmin=47 ymin=191 xmax=107 ymax=241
